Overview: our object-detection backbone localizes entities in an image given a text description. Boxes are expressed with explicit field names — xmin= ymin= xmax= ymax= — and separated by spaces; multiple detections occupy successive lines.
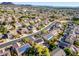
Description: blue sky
xmin=12 ymin=2 xmax=79 ymax=7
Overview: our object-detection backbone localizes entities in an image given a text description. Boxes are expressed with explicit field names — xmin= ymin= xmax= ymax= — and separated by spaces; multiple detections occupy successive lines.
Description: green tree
xmin=48 ymin=43 xmax=57 ymax=51
xmin=22 ymin=37 xmax=30 ymax=43
xmin=43 ymin=48 xmax=50 ymax=56
xmin=23 ymin=44 xmax=50 ymax=56
xmin=72 ymin=17 xmax=79 ymax=25
xmin=64 ymin=48 xmax=72 ymax=56
xmin=41 ymin=30 xmax=49 ymax=34
xmin=0 ymin=25 xmax=7 ymax=34
xmin=74 ymin=40 xmax=79 ymax=47
xmin=35 ymin=45 xmax=50 ymax=56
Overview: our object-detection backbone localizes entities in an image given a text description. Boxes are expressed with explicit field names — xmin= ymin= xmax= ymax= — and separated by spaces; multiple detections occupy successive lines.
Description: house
xmin=27 ymin=25 xmax=33 ymax=30
xmin=16 ymin=43 xmax=31 ymax=56
xmin=75 ymin=26 xmax=79 ymax=34
xmin=51 ymin=29 xmax=60 ymax=36
xmin=2 ymin=34 xmax=8 ymax=39
xmin=50 ymin=48 xmax=66 ymax=56
xmin=35 ymin=38 xmax=44 ymax=44
xmin=43 ymin=42 xmax=49 ymax=47
xmin=29 ymin=35 xmax=44 ymax=44
xmin=29 ymin=36 xmax=36 ymax=41
xmin=69 ymin=45 xmax=78 ymax=55
xmin=0 ymin=49 xmax=11 ymax=56
xmin=7 ymin=33 xmax=14 ymax=39
xmin=43 ymin=33 xmax=53 ymax=40
xmin=0 ymin=34 xmax=2 ymax=39
xmin=58 ymin=41 xmax=70 ymax=49
xmin=65 ymin=34 xmax=76 ymax=44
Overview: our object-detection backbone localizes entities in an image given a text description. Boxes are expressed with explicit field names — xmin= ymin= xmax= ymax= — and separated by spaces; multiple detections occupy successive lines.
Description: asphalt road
xmin=0 ymin=21 xmax=56 ymax=49
xmin=0 ymin=20 xmax=68 ymax=49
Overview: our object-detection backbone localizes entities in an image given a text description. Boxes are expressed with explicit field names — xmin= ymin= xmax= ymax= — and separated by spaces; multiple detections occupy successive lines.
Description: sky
xmin=12 ymin=2 xmax=79 ymax=7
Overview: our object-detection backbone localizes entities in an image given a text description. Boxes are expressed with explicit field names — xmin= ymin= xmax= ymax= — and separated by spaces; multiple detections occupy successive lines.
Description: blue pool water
xmin=47 ymin=34 xmax=53 ymax=40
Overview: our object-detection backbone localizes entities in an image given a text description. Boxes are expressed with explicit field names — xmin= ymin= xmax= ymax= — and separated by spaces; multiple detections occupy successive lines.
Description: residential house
xmin=50 ymin=48 xmax=66 ymax=56
xmin=16 ymin=43 xmax=31 ymax=56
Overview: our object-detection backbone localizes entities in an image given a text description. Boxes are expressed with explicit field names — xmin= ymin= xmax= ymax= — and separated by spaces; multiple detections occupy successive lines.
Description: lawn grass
xmin=73 ymin=17 xmax=79 ymax=25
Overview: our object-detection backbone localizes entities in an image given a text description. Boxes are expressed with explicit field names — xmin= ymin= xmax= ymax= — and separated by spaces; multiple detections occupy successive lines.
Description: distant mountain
xmin=1 ymin=2 xmax=14 ymax=5
xmin=16 ymin=3 xmax=32 ymax=6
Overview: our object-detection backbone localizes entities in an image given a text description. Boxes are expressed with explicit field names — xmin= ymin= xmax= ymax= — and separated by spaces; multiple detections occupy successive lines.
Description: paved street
xmin=0 ymin=21 xmax=56 ymax=49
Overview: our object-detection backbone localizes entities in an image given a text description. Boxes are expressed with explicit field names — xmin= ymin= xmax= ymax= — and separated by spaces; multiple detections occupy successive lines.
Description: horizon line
xmin=1 ymin=2 xmax=79 ymax=7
